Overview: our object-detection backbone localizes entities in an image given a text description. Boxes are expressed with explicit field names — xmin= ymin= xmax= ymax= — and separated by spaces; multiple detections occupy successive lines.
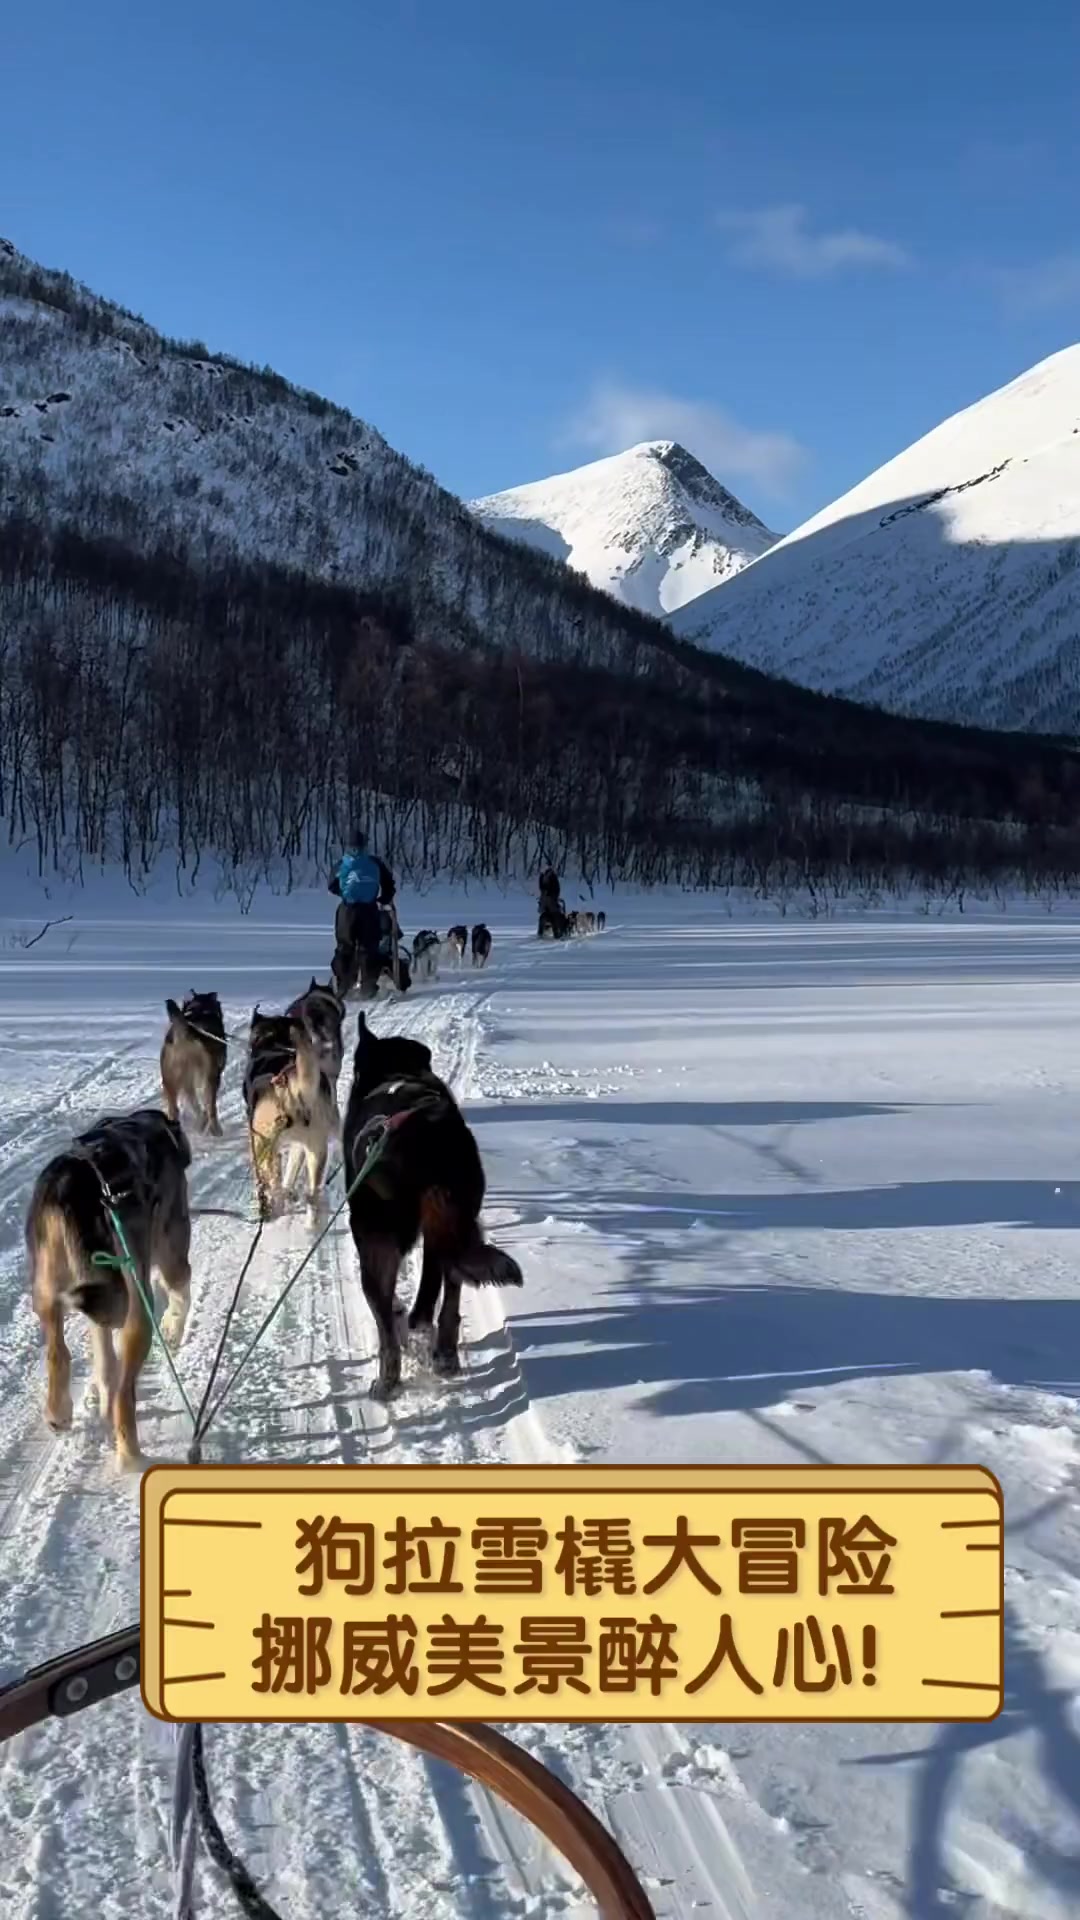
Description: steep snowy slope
xmin=470 ymin=441 xmax=779 ymax=616
xmin=0 ymin=237 xmax=675 ymax=677
xmin=671 ymin=346 xmax=1080 ymax=734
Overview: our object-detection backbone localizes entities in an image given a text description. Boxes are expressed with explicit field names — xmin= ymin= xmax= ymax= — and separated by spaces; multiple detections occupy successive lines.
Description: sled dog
xmin=243 ymin=1008 xmax=339 ymax=1219
xmin=27 ymin=1108 xmax=192 ymax=1469
xmin=161 ymin=990 xmax=226 ymax=1136
xmin=286 ymin=977 xmax=347 ymax=1084
xmin=412 ymin=930 xmax=441 ymax=982
xmin=342 ymin=1014 xmax=522 ymax=1399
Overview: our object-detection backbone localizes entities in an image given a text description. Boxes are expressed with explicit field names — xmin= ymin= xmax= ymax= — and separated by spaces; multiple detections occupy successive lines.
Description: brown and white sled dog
xmin=161 ymin=990 xmax=227 ymax=1136
xmin=243 ymin=1008 xmax=339 ymax=1220
xmin=286 ymin=977 xmax=347 ymax=1085
xmin=342 ymin=1014 xmax=523 ymax=1399
xmin=27 ymin=1108 xmax=192 ymax=1469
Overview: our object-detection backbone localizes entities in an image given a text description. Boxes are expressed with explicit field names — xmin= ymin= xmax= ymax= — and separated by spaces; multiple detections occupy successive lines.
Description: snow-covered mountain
xmin=671 ymin=346 xmax=1080 ymax=735
xmin=3 ymin=234 xmax=1079 ymax=909
xmin=470 ymin=441 xmax=779 ymax=617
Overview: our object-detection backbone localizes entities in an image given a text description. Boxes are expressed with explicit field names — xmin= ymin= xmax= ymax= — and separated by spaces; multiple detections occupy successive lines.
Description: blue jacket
xmin=328 ymin=848 xmax=394 ymax=907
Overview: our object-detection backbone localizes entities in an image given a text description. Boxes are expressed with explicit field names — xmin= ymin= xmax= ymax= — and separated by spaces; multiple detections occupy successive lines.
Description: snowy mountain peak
xmin=638 ymin=439 xmax=774 ymax=530
xmin=670 ymin=343 xmax=1080 ymax=734
xmin=469 ymin=440 xmax=780 ymax=617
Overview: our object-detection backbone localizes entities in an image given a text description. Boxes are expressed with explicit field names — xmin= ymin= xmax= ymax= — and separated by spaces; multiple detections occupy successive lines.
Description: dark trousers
xmin=332 ymin=900 xmax=381 ymax=998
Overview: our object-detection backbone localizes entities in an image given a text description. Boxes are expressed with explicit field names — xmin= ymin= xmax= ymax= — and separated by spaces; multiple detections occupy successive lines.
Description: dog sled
xmin=0 ymin=1623 xmax=655 ymax=1919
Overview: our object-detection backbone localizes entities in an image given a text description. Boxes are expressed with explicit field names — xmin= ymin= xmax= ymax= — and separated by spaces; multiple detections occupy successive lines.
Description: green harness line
xmin=89 ymin=1115 xmax=397 ymax=1462
xmin=192 ymin=1116 xmax=396 ymax=1454
xmin=91 ymin=1214 xmax=200 ymax=1434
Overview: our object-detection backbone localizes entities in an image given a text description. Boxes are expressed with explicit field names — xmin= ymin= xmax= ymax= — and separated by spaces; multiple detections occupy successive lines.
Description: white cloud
xmin=715 ymin=204 xmax=912 ymax=278
xmin=989 ymin=253 xmax=1080 ymax=315
xmin=563 ymin=380 xmax=809 ymax=499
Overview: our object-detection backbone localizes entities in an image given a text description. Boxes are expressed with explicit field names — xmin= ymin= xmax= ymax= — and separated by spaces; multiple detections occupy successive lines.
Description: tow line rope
xmin=88 ymin=1101 xmax=421 ymax=1916
xmin=174 ymin=1722 xmax=285 ymax=1920
xmin=91 ymin=1115 xmax=396 ymax=1463
xmin=169 ymin=1110 xmax=418 ymax=1917
xmin=189 ymin=1118 xmax=394 ymax=1458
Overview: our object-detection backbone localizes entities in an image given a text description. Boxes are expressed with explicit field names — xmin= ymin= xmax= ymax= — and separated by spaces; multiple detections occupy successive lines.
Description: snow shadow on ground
xmin=513 ymin=1275 xmax=1080 ymax=1413
xmin=854 ymin=1613 xmax=1080 ymax=1917
xmin=472 ymin=1097 xmax=918 ymax=1129
xmin=548 ymin=1176 xmax=1080 ymax=1234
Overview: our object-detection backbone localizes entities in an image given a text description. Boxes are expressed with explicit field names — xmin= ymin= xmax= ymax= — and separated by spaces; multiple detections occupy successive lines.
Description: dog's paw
xmin=369 ymin=1374 xmax=402 ymax=1404
xmin=45 ymin=1397 xmax=74 ymax=1434
xmin=115 ymin=1442 xmax=148 ymax=1474
xmin=160 ymin=1311 xmax=186 ymax=1352
xmin=405 ymin=1315 xmax=432 ymax=1356
xmin=84 ymin=1381 xmax=113 ymax=1422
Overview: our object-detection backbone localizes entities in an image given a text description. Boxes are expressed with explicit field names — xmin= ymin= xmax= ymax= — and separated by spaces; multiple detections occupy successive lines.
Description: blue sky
xmin=4 ymin=0 xmax=1080 ymax=531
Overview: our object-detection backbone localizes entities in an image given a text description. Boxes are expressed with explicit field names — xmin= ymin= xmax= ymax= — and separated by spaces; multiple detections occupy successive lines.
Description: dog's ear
xmin=165 ymin=997 xmax=183 ymax=1023
xmin=309 ymin=975 xmax=317 ymax=991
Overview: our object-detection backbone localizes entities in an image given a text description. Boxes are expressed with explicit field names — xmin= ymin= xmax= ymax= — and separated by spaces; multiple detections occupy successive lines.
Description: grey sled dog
xmin=161 ymin=989 xmax=227 ymax=1136
xmin=285 ymin=977 xmax=347 ymax=1085
xmin=243 ymin=1008 xmax=340 ymax=1220
xmin=27 ymin=1108 xmax=193 ymax=1470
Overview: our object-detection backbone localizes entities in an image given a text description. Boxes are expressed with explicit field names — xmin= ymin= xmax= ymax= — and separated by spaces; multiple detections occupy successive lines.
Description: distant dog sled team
xmin=22 ymin=831 xmax=585 ymax=1466
xmin=536 ymin=867 xmax=606 ymax=941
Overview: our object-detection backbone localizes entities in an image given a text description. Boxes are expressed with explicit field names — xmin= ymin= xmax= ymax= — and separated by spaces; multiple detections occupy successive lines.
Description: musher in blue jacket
xmin=328 ymin=829 xmax=396 ymax=999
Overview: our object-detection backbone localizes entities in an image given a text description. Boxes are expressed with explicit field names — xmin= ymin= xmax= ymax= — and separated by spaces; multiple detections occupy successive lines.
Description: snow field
xmin=0 ymin=898 xmax=1078 ymax=1917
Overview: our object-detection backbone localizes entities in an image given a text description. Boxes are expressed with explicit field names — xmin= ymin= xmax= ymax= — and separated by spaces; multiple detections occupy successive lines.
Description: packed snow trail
xmin=3 ymin=901 xmax=1080 ymax=1917
xmin=0 ymin=969 xmax=587 ymax=1920
xmin=0 ymin=926 xmax=743 ymax=1920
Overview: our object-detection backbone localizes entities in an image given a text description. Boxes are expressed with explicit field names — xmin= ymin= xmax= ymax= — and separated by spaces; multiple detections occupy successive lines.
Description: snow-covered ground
xmin=2 ymin=889 xmax=1080 ymax=1919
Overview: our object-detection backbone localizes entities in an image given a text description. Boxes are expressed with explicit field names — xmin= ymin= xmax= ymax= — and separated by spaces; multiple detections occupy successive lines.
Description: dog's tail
xmin=447 ymin=1227 xmax=523 ymax=1290
xmin=417 ymin=1188 xmax=523 ymax=1288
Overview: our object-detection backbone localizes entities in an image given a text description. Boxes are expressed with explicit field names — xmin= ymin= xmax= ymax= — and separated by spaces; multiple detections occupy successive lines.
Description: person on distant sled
xmin=537 ymin=866 xmax=568 ymax=939
xmin=328 ymin=829 xmax=396 ymax=999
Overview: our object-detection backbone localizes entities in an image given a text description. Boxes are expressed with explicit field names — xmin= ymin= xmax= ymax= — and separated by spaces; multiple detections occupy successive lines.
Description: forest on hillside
xmin=2 ymin=511 xmax=1080 ymax=907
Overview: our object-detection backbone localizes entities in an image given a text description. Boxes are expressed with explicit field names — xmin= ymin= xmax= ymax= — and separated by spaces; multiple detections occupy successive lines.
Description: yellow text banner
xmin=140 ymin=1464 xmax=1003 ymax=1724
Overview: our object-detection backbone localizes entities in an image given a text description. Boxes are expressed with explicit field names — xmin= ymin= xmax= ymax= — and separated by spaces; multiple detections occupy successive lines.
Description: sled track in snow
xmin=0 ymin=961 xmax=747 ymax=1919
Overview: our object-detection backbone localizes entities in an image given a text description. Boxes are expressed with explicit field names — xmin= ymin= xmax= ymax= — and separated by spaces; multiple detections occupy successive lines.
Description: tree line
xmin=3 ymin=511 xmax=1080 ymax=908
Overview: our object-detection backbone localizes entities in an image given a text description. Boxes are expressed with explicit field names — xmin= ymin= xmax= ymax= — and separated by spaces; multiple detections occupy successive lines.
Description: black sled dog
xmin=342 ymin=1014 xmax=522 ymax=1398
xmin=471 ymin=923 xmax=492 ymax=967
xmin=27 ymin=1109 xmax=193 ymax=1469
xmin=160 ymin=990 xmax=227 ymax=1136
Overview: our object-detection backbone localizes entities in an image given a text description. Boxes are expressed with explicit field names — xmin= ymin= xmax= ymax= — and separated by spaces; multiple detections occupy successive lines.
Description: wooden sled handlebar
xmin=0 ymin=1624 xmax=657 ymax=1919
